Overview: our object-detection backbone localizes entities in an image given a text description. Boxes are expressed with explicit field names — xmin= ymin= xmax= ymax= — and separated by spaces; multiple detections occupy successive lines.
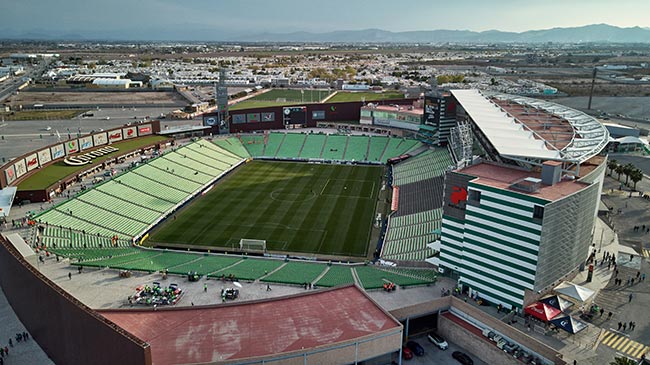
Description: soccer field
xmin=149 ymin=161 xmax=383 ymax=257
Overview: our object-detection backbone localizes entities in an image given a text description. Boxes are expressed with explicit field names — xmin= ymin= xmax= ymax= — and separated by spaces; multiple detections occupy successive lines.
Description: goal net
xmin=239 ymin=239 xmax=267 ymax=252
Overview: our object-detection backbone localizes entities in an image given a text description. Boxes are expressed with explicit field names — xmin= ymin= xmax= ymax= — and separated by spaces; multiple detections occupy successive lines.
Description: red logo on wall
xmin=109 ymin=132 xmax=121 ymax=139
xmin=27 ymin=157 xmax=38 ymax=167
xmin=139 ymin=127 xmax=151 ymax=133
xmin=127 ymin=129 xmax=135 ymax=136
xmin=450 ymin=186 xmax=468 ymax=205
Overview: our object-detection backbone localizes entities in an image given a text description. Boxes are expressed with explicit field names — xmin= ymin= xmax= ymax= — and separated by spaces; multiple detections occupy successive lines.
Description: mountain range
xmin=1 ymin=24 xmax=650 ymax=43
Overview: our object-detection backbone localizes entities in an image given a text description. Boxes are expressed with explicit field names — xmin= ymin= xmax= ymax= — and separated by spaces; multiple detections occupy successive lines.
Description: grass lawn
xmin=229 ymin=89 xmax=332 ymax=111
xmin=328 ymin=91 xmax=405 ymax=103
xmin=150 ymin=161 xmax=383 ymax=257
xmin=0 ymin=109 xmax=87 ymax=121
xmin=17 ymin=135 xmax=169 ymax=191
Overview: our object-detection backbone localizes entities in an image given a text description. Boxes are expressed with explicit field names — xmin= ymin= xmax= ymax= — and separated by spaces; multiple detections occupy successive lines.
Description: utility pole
xmin=587 ymin=68 xmax=597 ymax=110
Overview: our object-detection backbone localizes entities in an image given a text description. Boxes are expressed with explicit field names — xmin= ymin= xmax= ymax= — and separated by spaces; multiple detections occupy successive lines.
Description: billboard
xmin=79 ymin=136 xmax=93 ymax=151
xmin=232 ymin=114 xmax=246 ymax=124
xmin=50 ymin=144 xmax=65 ymax=160
xmin=93 ymin=132 xmax=108 ymax=146
xmin=262 ymin=112 xmax=275 ymax=122
xmin=14 ymin=159 xmax=27 ymax=178
xmin=283 ymin=106 xmax=307 ymax=125
xmin=138 ymin=125 xmax=152 ymax=136
xmin=25 ymin=153 xmax=39 ymax=171
xmin=204 ymin=116 xmax=218 ymax=127
xmin=108 ymin=130 xmax=123 ymax=143
xmin=123 ymin=126 xmax=137 ymax=139
xmin=37 ymin=149 xmax=52 ymax=166
xmin=4 ymin=166 xmax=16 ymax=184
xmin=247 ymin=113 xmax=260 ymax=123
xmin=64 ymin=139 xmax=79 ymax=155
xmin=312 ymin=110 xmax=325 ymax=120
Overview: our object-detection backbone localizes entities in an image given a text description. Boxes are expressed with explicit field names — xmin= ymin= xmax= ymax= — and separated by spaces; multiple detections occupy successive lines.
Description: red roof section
xmin=99 ymin=285 xmax=401 ymax=364
xmin=461 ymin=162 xmax=589 ymax=202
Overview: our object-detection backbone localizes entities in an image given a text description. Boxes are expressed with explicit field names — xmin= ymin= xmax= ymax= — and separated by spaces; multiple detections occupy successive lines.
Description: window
xmin=533 ymin=205 xmax=545 ymax=220
xmin=468 ymin=189 xmax=481 ymax=206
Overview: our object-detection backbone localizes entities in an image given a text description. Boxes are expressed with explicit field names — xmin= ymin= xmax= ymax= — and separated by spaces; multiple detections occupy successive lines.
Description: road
xmin=0 ymin=60 xmax=50 ymax=102
xmin=0 ymin=106 xmax=204 ymax=161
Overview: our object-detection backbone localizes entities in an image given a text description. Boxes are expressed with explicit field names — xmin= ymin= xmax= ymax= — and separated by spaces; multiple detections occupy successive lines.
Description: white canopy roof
xmin=554 ymin=281 xmax=595 ymax=302
xmin=451 ymin=89 xmax=562 ymax=161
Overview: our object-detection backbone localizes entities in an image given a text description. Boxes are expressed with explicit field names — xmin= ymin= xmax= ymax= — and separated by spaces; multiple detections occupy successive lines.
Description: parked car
xmin=452 ymin=351 xmax=474 ymax=365
xmin=503 ymin=342 xmax=518 ymax=354
xmin=220 ymin=287 xmax=239 ymax=300
xmin=402 ymin=346 xmax=413 ymax=360
xmin=406 ymin=341 xmax=424 ymax=356
xmin=427 ymin=333 xmax=449 ymax=350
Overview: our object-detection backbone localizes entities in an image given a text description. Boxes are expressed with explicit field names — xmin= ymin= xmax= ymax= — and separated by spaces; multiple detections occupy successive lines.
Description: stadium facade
xmin=436 ymin=89 xmax=609 ymax=309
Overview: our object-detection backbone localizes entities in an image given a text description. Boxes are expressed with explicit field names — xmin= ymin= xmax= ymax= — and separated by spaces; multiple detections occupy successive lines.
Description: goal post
xmin=239 ymin=239 xmax=267 ymax=252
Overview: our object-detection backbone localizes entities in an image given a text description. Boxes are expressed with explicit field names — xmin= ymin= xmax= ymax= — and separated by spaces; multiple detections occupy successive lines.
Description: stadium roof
xmin=100 ymin=285 xmax=401 ymax=364
xmin=451 ymin=89 xmax=609 ymax=164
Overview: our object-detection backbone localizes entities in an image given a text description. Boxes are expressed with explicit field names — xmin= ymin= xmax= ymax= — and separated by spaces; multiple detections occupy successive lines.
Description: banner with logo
xmin=123 ymin=126 xmax=137 ymax=139
xmin=4 ymin=165 xmax=16 ymax=184
xmin=25 ymin=153 xmax=39 ymax=171
xmin=50 ymin=144 xmax=65 ymax=159
xmin=138 ymin=125 xmax=152 ymax=136
xmin=38 ymin=149 xmax=52 ymax=166
xmin=93 ymin=132 xmax=108 ymax=146
xmin=14 ymin=159 xmax=27 ymax=178
xmin=108 ymin=129 xmax=123 ymax=142
xmin=79 ymin=136 xmax=93 ymax=151
xmin=64 ymin=139 xmax=79 ymax=155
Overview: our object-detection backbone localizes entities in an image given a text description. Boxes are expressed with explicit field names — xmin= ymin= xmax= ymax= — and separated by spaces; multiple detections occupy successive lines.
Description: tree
xmin=609 ymin=356 xmax=637 ymax=365
xmin=630 ymin=168 xmax=643 ymax=191
xmin=615 ymin=164 xmax=625 ymax=181
xmin=622 ymin=163 xmax=635 ymax=185
xmin=607 ymin=159 xmax=618 ymax=176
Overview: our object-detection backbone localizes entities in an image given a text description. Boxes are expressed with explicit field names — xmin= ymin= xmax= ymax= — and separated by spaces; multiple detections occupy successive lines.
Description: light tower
xmin=215 ymin=68 xmax=230 ymax=134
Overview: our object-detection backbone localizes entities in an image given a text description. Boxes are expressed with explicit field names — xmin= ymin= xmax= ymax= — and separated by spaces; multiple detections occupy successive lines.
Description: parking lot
xmin=402 ymin=333 xmax=489 ymax=365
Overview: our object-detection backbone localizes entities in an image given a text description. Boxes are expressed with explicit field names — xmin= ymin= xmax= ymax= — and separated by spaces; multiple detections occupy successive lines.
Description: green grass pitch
xmin=149 ymin=161 xmax=383 ymax=257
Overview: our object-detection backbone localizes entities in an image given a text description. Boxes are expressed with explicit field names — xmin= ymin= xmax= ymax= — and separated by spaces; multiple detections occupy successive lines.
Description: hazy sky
xmin=1 ymin=0 xmax=649 ymax=34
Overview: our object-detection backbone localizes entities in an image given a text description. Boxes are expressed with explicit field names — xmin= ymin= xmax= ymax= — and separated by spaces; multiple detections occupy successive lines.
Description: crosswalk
xmin=642 ymin=248 xmax=650 ymax=258
xmin=600 ymin=330 xmax=648 ymax=359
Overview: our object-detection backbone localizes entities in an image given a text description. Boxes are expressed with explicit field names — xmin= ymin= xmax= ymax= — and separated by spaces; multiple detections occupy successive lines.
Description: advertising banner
xmin=37 ymin=149 xmax=52 ymax=166
xmin=138 ymin=125 xmax=152 ymax=136
xmin=79 ymin=136 xmax=93 ymax=151
xmin=25 ymin=153 xmax=39 ymax=171
xmin=108 ymin=130 xmax=123 ymax=142
xmin=64 ymin=139 xmax=79 ymax=155
xmin=123 ymin=126 xmax=137 ymax=139
xmin=262 ymin=112 xmax=275 ymax=122
xmin=4 ymin=166 xmax=16 ymax=184
xmin=93 ymin=132 xmax=108 ymax=146
xmin=50 ymin=144 xmax=65 ymax=159
xmin=14 ymin=159 xmax=27 ymax=178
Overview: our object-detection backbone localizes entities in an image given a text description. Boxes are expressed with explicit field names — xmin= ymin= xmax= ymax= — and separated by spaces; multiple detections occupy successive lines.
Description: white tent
xmin=554 ymin=281 xmax=595 ymax=302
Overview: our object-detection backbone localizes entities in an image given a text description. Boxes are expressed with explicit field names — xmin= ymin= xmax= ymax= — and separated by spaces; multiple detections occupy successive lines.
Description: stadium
xmin=0 ymin=87 xmax=607 ymax=365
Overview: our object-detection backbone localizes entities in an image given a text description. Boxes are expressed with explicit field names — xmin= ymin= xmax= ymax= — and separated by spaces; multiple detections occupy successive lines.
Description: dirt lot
xmin=10 ymin=90 xmax=186 ymax=106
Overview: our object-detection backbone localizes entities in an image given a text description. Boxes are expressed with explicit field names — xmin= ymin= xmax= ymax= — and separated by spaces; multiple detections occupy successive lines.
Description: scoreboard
xmin=283 ymin=106 xmax=307 ymax=125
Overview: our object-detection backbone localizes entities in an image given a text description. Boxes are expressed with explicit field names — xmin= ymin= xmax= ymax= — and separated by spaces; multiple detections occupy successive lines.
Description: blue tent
xmin=549 ymin=315 xmax=588 ymax=334
xmin=540 ymin=295 xmax=574 ymax=311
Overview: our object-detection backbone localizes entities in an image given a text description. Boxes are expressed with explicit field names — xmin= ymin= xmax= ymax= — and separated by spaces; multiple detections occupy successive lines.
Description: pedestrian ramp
xmin=600 ymin=330 xmax=648 ymax=359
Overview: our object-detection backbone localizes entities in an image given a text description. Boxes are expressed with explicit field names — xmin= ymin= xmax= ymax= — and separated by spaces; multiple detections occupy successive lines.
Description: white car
xmin=427 ymin=333 xmax=449 ymax=350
